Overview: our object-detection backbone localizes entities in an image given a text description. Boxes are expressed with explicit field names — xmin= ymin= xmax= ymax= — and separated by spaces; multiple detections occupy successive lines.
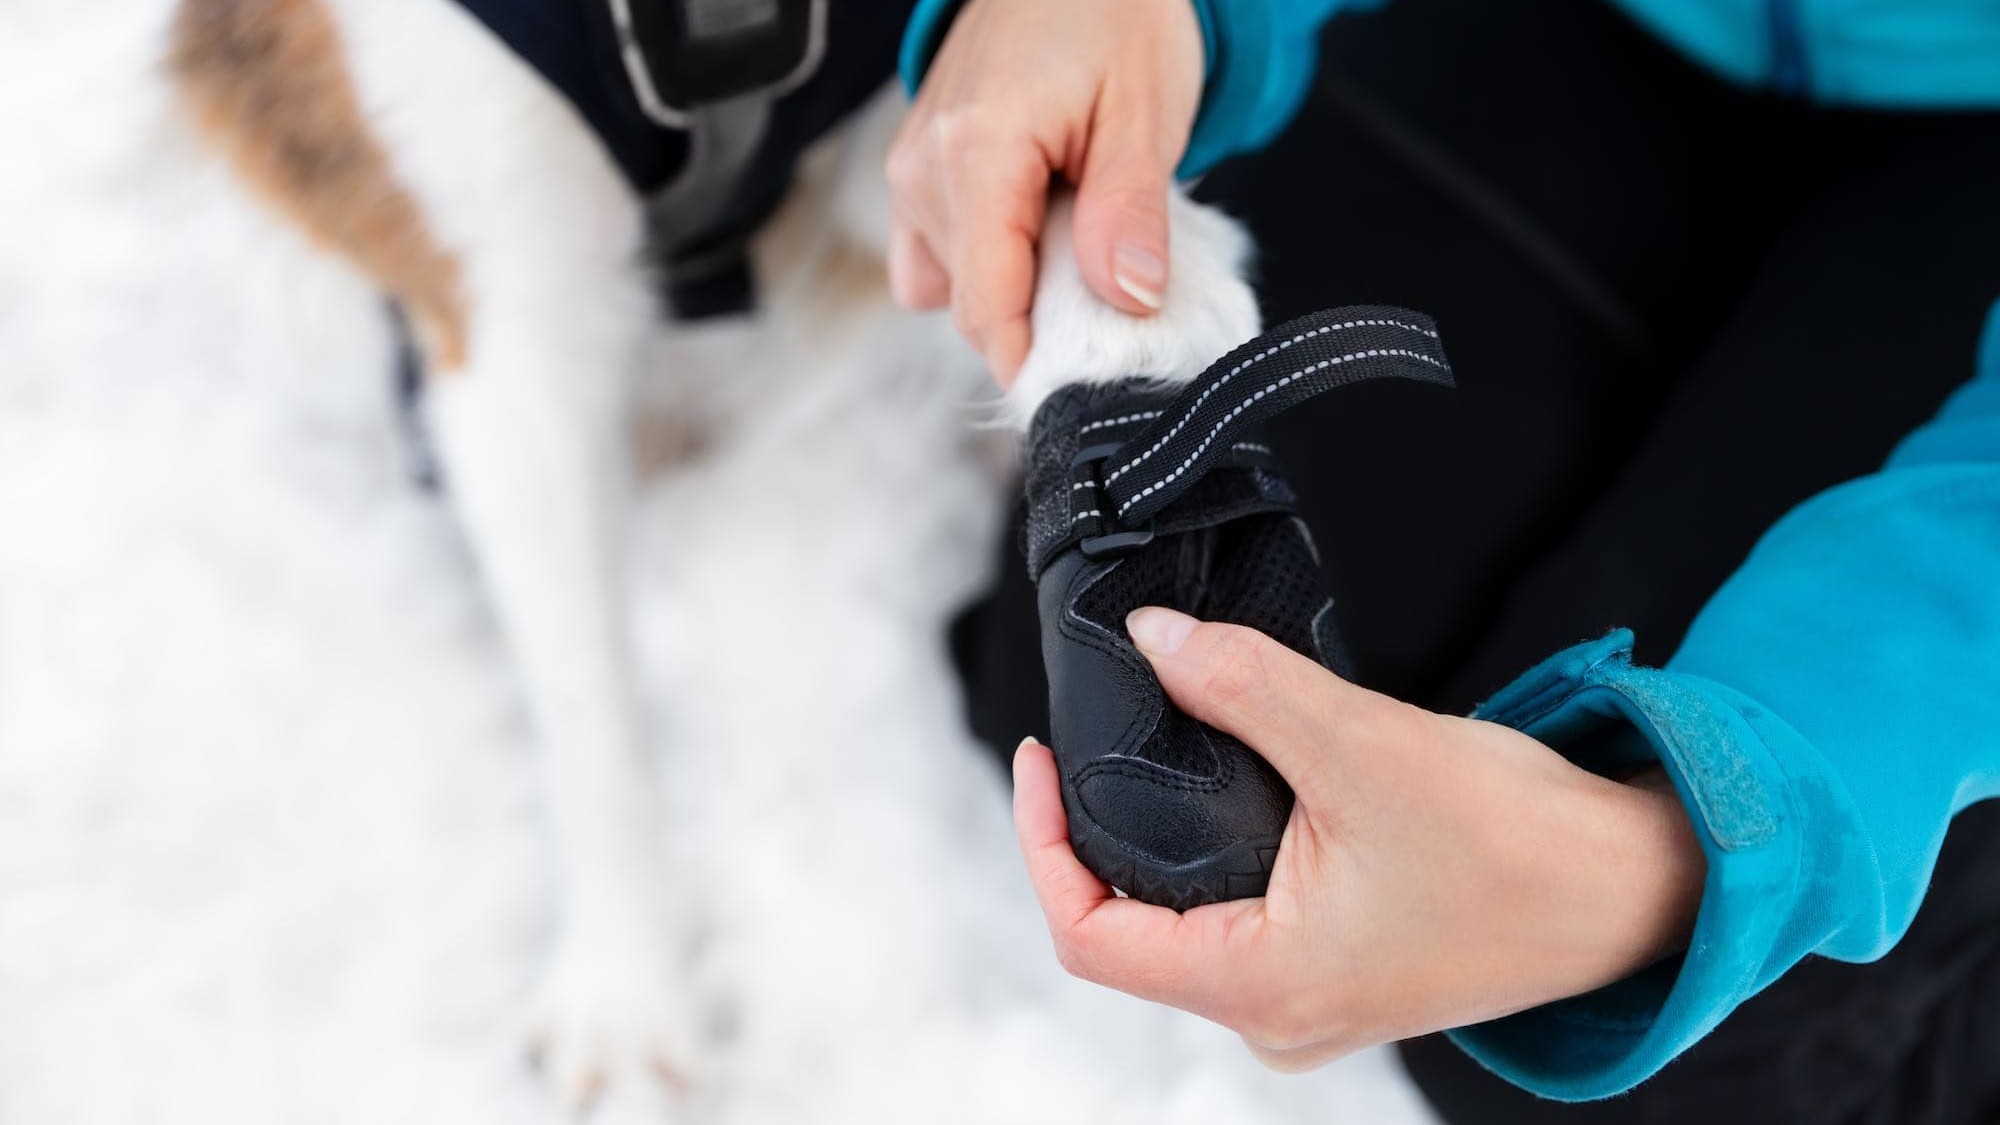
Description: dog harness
xmin=446 ymin=0 xmax=913 ymax=317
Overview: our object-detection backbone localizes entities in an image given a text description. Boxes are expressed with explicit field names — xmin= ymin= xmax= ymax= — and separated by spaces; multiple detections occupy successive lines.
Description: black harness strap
xmin=446 ymin=0 xmax=911 ymax=321
xmin=444 ymin=0 xmax=820 ymax=196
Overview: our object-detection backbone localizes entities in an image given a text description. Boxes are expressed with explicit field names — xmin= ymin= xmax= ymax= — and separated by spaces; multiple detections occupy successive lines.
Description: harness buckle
xmin=603 ymin=0 xmax=826 ymax=127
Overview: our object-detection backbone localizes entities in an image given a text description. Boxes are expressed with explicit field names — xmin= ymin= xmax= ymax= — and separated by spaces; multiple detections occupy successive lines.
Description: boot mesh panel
xmin=1203 ymin=516 xmax=1330 ymax=659
xmin=1070 ymin=513 xmax=1335 ymax=777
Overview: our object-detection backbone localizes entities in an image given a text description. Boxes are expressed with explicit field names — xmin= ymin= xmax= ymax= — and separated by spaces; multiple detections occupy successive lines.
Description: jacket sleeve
xmin=1448 ymin=299 xmax=2000 ymax=1100
xmin=898 ymin=0 xmax=1369 ymax=178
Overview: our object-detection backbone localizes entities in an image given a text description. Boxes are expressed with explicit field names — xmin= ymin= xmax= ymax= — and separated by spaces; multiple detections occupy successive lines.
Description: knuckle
xmin=883 ymin=142 xmax=925 ymax=197
xmin=1268 ymin=1022 xmax=1317 ymax=1054
xmin=900 ymin=263 xmax=950 ymax=320
xmin=929 ymin=109 xmax=989 ymax=159
xmin=1089 ymin=181 xmax=1169 ymax=222
xmin=1243 ymin=1014 xmax=1311 ymax=1053
xmin=951 ymin=301 xmax=987 ymax=344
xmin=1237 ymin=985 xmax=1334 ymax=1052
xmin=1246 ymin=1043 xmax=1292 ymax=1073
xmin=1050 ymin=932 xmax=1089 ymax=979
xmin=1252 ymin=1046 xmax=1317 ymax=1075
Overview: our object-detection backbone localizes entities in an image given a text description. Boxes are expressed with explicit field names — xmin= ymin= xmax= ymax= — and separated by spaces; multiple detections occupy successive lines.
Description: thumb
xmin=1124 ymin=606 xmax=1384 ymax=802
xmin=1072 ymin=96 xmax=1175 ymax=316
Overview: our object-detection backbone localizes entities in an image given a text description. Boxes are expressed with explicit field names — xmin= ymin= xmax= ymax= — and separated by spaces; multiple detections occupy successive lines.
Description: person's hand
xmin=1013 ymin=607 xmax=1706 ymax=1070
xmin=885 ymin=0 xmax=1204 ymax=384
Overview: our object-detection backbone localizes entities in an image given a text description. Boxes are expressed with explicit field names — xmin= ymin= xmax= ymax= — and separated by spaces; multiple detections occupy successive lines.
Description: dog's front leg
xmin=166 ymin=0 xmax=698 ymax=1101
xmin=429 ymin=323 xmax=695 ymax=1107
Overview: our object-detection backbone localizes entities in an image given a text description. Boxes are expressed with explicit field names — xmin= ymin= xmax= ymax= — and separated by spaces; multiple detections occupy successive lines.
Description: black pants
xmin=948 ymin=0 xmax=2000 ymax=1120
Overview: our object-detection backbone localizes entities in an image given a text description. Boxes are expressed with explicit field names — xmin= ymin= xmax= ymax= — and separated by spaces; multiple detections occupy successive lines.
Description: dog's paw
xmin=526 ymin=917 xmax=701 ymax=1113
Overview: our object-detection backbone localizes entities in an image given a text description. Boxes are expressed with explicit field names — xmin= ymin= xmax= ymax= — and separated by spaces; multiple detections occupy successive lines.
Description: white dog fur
xmin=150 ymin=0 xmax=1270 ymax=1110
xmin=1007 ymin=192 xmax=1262 ymax=426
xmin=0 ymin=1 xmax=1454 ymax=1121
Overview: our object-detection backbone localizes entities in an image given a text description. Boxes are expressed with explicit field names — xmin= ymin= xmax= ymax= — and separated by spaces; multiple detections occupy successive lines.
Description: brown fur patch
xmin=170 ymin=0 xmax=469 ymax=370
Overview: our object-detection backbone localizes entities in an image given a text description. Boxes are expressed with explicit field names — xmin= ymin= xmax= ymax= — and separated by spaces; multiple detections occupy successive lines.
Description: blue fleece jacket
xmin=1453 ymin=300 xmax=2000 ymax=1097
xmin=898 ymin=0 xmax=1362 ymax=177
xmin=902 ymin=0 xmax=2000 ymax=1101
xmin=901 ymin=0 xmax=2000 ymax=175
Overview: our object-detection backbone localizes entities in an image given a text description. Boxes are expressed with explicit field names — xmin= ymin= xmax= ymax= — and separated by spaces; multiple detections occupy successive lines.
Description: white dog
xmin=163 ymin=0 xmax=1261 ymax=1107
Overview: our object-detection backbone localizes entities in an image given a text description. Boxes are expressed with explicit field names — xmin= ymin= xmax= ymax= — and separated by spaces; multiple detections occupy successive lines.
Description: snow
xmin=0 ymin=5 xmax=1440 ymax=1123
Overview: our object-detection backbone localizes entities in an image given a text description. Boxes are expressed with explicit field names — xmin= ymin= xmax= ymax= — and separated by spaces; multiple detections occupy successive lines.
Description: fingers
xmin=941 ymin=153 xmax=1043 ymax=381
xmin=1124 ymin=607 xmax=1403 ymax=803
xmin=1013 ymin=736 xmax=1114 ymax=930
xmin=1012 ymin=738 xmax=1254 ymax=1010
xmin=886 ymin=106 xmax=1044 ymax=384
xmin=883 ymin=0 xmax=1203 ymax=383
xmin=1071 ymin=93 xmax=1174 ymax=315
xmin=888 ymin=223 xmax=949 ymax=310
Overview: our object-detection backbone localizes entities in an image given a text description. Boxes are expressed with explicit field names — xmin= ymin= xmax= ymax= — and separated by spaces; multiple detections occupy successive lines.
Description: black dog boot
xmin=1024 ymin=307 xmax=1453 ymax=911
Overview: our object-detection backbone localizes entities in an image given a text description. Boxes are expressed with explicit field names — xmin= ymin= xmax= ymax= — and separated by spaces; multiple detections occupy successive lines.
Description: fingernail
xmin=1126 ymin=606 xmax=1197 ymax=656
xmin=1112 ymin=242 xmax=1166 ymax=310
xmin=1015 ymin=735 xmax=1041 ymax=754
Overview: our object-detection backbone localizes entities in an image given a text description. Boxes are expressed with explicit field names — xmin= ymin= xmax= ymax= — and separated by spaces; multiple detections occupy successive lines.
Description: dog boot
xmin=1024 ymin=306 xmax=1453 ymax=910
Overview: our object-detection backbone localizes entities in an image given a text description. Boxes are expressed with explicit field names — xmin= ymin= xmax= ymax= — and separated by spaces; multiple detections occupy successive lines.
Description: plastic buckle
xmin=1070 ymin=441 xmax=1156 ymax=559
xmin=606 ymin=0 xmax=826 ymax=128
xmin=1080 ymin=527 xmax=1158 ymax=557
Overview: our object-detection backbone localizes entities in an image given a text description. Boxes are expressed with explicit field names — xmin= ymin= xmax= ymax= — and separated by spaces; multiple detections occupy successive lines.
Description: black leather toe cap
xmin=1071 ymin=735 xmax=1290 ymax=867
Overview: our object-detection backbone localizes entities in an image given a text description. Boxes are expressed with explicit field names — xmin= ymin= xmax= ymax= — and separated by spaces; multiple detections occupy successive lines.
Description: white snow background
xmin=0 ymin=5 xmax=1441 ymax=1124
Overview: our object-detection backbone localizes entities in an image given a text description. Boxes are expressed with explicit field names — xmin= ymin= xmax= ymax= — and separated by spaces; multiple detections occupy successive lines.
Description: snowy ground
xmin=0 ymin=6 xmax=1440 ymax=1123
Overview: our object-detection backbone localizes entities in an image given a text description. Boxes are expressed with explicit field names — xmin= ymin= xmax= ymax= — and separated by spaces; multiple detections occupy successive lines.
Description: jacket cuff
xmin=1444 ymin=630 xmax=1868 ymax=1100
xmin=897 ymin=0 xmax=966 ymax=99
xmin=1179 ymin=0 xmax=1253 ymax=177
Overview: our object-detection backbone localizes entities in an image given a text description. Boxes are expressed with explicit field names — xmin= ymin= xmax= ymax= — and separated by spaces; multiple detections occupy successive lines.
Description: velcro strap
xmin=1102 ymin=307 xmax=1451 ymax=525
xmin=1031 ymin=306 xmax=1453 ymax=575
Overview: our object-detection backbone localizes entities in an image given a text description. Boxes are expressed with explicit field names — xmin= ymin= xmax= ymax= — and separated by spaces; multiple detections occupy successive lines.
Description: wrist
xmin=1549 ymin=769 xmax=1706 ymax=992
xmin=1459 ymin=756 xmax=1705 ymax=1027
xmin=1394 ymin=722 xmax=1708 ymax=1033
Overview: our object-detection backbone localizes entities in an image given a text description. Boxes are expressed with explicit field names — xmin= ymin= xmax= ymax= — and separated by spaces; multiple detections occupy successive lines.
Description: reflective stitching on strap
xmin=1116 ymin=349 xmax=1447 ymax=517
xmin=1024 ymin=306 xmax=1454 ymax=581
xmin=1102 ymin=318 xmax=1437 ymax=486
xmin=1078 ymin=410 xmax=1163 ymax=435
